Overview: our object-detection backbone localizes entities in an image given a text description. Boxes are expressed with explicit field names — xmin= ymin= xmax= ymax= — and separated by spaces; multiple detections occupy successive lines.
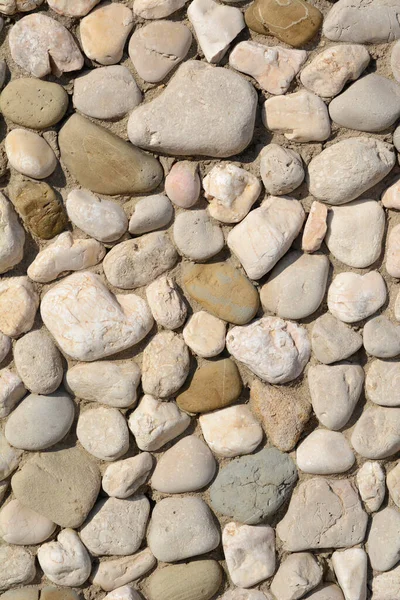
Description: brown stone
xmin=245 ymin=0 xmax=322 ymax=47
xmin=41 ymin=589 xmax=80 ymax=600
xmin=182 ymin=262 xmax=259 ymax=325
xmin=250 ymin=378 xmax=311 ymax=452
xmin=146 ymin=561 xmax=223 ymax=600
xmin=177 ymin=358 xmax=242 ymax=414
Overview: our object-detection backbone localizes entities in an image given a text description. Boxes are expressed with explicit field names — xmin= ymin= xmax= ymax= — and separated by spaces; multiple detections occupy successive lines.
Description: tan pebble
xmin=145 ymin=560 xmax=223 ymax=600
xmin=5 ymin=129 xmax=57 ymax=179
xmin=183 ymin=310 xmax=226 ymax=357
xmin=0 ymin=277 xmax=39 ymax=338
xmin=386 ymin=224 xmax=400 ymax=277
xmin=382 ymin=178 xmax=400 ymax=209
xmin=0 ymin=499 xmax=56 ymax=545
xmin=302 ymin=201 xmax=328 ymax=253
xmin=200 ymin=405 xmax=263 ymax=457
xmin=0 ymin=0 xmax=43 ymax=14
xmin=133 ymin=0 xmax=186 ymax=19
xmin=92 ymin=549 xmax=156 ymax=591
xmin=48 ymin=0 xmax=100 ymax=16
xmin=165 ymin=161 xmax=200 ymax=208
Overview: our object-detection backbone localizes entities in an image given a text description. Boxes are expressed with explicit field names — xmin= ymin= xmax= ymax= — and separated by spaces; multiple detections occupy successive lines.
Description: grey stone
xmin=305 ymin=586 xmax=344 ymax=600
xmin=259 ymin=144 xmax=304 ymax=196
xmin=372 ymin=565 xmax=400 ymax=600
xmin=0 ymin=432 xmax=22 ymax=481
xmin=173 ymin=209 xmax=224 ymax=261
xmin=0 ymin=546 xmax=36 ymax=591
xmin=366 ymin=359 xmax=400 ymax=406
xmin=14 ymin=330 xmax=63 ymax=394
xmin=142 ymin=331 xmax=190 ymax=398
xmin=368 ymin=507 xmax=400 ymax=572
xmin=270 ymin=553 xmax=322 ymax=600
xmin=364 ymin=316 xmax=400 ymax=358
xmin=323 ymin=0 xmax=400 ymax=43
xmin=351 ymin=405 xmax=400 ymax=458
xmin=128 ymin=194 xmax=173 ymax=235
xmin=311 ymin=313 xmax=362 ymax=364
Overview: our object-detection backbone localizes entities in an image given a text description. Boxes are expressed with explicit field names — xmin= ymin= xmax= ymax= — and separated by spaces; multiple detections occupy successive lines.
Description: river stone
xmin=77 ymin=406 xmax=129 ymax=461
xmin=392 ymin=40 xmax=400 ymax=81
xmin=9 ymin=13 xmax=83 ymax=77
xmin=47 ymin=0 xmax=100 ymax=15
xmin=102 ymin=453 xmax=153 ymax=498
xmin=146 ymin=276 xmax=186 ymax=330
xmin=306 ymin=586 xmax=344 ymax=600
xmin=209 ymin=447 xmax=297 ymax=524
xmin=59 ymin=114 xmax=163 ymax=195
xmin=128 ymin=60 xmax=257 ymax=157
xmin=307 ymin=138 xmax=395 ymax=205
xmin=328 ymin=271 xmax=386 ymax=323
xmin=245 ymin=0 xmax=322 ymax=46
xmin=5 ymin=129 xmax=57 ymax=179
xmin=372 ymin=566 xmax=400 ymax=600
xmin=332 ymin=549 xmax=367 ymax=600
xmin=277 ymin=478 xmax=368 ymax=550
xmin=0 ymin=432 xmax=22 ymax=480
xmin=182 ymin=261 xmax=259 ymax=325
xmin=296 ymin=430 xmax=355 ymax=475
xmin=0 ymin=192 xmax=25 ymax=275
xmin=12 ymin=447 xmax=101 ymax=528
xmin=0 ymin=369 xmax=26 ymax=419
xmin=227 ymin=317 xmax=310 ymax=384
xmin=387 ymin=463 xmax=400 ymax=508
xmin=260 ymin=251 xmax=329 ymax=319
xmin=308 ymin=364 xmax=364 ymax=430
xmin=0 ymin=333 xmax=11 ymax=364
xmin=387 ymin=224 xmax=400 ymax=278
xmin=145 ymin=561 xmax=223 ymax=600
xmin=104 ymin=587 xmax=141 ymax=600
xmin=104 ymin=232 xmax=177 ymax=289
xmin=183 ymin=311 xmax=226 ymax=357
xmin=221 ymin=591 xmax=272 ymax=600
xmin=259 ymin=144 xmax=304 ymax=195
xmin=128 ymin=194 xmax=173 ymax=235
xmin=357 ymin=461 xmax=386 ymax=513
xmin=0 ymin=547 xmax=36 ymax=590
xmin=302 ymin=201 xmax=328 ymax=253
xmin=173 ymin=209 xmax=224 ymax=261
xmin=0 ymin=79 xmax=68 ymax=129
xmin=351 ymin=405 xmax=400 ymax=458
xmin=37 ymin=528 xmax=91 ymax=586
xmin=382 ymin=177 xmax=400 ymax=208
xmin=0 ymin=590 xmax=38 ymax=600
xmin=41 ymin=589 xmax=80 ymax=600
xmin=151 ymin=435 xmax=216 ymax=493
xmin=147 ymin=497 xmax=220 ymax=562
xmin=364 ymin=316 xmax=400 ymax=358
xmin=326 ymin=199 xmax=385 ymax=268
xmin=0 ymin=499 xmax=56 ymax=545
xmin=200 ymin=405 xmax=263 ymax=457
xmin=165 ymin=161 xmax=200 ymax=208
xmin=73 ymin=65 xmax=141 ymax=120
xmin=368 ymin=507 xmax=400 ymax=571
xmin=80 ymin=495 xmax=150 ymax=556
xmin=323 ymin=0 xmax=400 ymax=43
xmin=366 ymin=360 xmax=400 ymax=406
xmin=133 ymin=0 xmax=186 ymax=18
xmin=142 ymin=331 xmax=189 ymax=398
xmin=227 ymin=196 xmax=305 ymax=280
xmin=66 ymin=361 xmax=140 ymax=409
xmin=92 ymin=548 xmax=156 ymax=591
xmin=0 ymin=276 xmax=39 ymax=338
xmin=311 ymin=313 xmax=362 ymax=363
xmin=176 ymin=358 xmax=242 ymax=413
xmin=0 ymin=0 xmax=43 ymax=13
xmin=41 ymin=271 xmax=154 ymax=361
xmin=14 ymin=330 xmax=63 ymax=394
xmin=270 ymin=553 xmax=322 ymax=600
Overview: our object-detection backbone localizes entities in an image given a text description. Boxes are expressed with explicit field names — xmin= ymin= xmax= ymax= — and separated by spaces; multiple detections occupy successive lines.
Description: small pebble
xmin=102 ymin=453 xmax=153 ymax=498
xmin=351 ymin=405 xmax=400 ymax=458
xmin=0 ymin=499 xmax=55 ymax=545
xmin=259 ymin=144 xmax=304 ymax=196
xmin=387 ymin=463 xmax=400 ymax=508
xmin=382 ymin=178 xmax=400 ymax=209
xmin=47 ymin=0 xmax=100 ymax=16
xmin=128 ymin=194 xmax=173 ymax=235
xmin=0 ymin=369 xmax=26 ymax=419
xmin=0 ymin=332 xmax=11 ymax=364
xmin=133 ymin=0 xmax=186 ymax=18
xmin=5 ymin=129 xmax=57 ymax=179
xmin=142 ymin=331 xmax=189 ymax=398
xmin=366 ymin=359 xmax=400 ymax=406
xmin=386 ymin=223 xmax=400 ymax=277
xmin=328 ymin=271 xmax=386 ymax=323
xmin=302 ymin=201 xmax=328 ymax=253
xmin=323 ymin=0 xmax=400 ymax=43
xmin=0 ymin=276 xmax=39 ymax=338
xmin=356 ymin=461 xmax=385 ymax=512
xmin=145 ymin=560 xmax=222 ymax=600
xmin=0 ymin=193 xmax=25 ymax=275
xmin=183 ymin=311 xmax=226 ymax=357
xmin=146 ymin=275 xmax=187 ymax=330
xmin=165 ymin=161 xmax=200 ymax=208
xmin=200 ymin=405 xmax=262 ymax=457
xmin=173 ymin=209 xmax=224 ymax=261
xmin=13 ymin=330 xmax=63 ymax=394
xmin=296 ymin=429 xmax=355 ymax=475
xmin=311 ymin=313 xmax=362 ymax=364
xmin=0 ymin=546 xmax=36 ymax=591
xmin=92 ymin=548 xmax=156 ymax=591
xmin=368 ymin=507 xmax=400 ymax=572
xmin=37 ymin=528 xmax=92 ymax=586
xmin=0 ymin=432 xmax=22 ymax=480
xmin=270 ymin=553 xmax=322 ymax=600
xmin=332 ymin=549 xmax=367 ymax=600
xmin=77 ymin=406 xmax=130 ymax=461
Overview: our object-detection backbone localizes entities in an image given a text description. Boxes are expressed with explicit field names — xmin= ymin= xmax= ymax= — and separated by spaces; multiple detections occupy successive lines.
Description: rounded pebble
xmin=13 ymin=330 xmax=63 ymax=394
xmin=173 ymin=209 xmax=224 ymax=261
xmin=5 ymin=129 xmax=57 ymax=179
xmin=77 ymin=406 xmax=130 ymax=461
xmin=183 ymin=311 xmax=226 ymax=357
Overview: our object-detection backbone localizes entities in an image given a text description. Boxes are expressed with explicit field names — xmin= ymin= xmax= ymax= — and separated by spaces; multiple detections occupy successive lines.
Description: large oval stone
xmin=145 ymin=561 xmax=223 ymax=600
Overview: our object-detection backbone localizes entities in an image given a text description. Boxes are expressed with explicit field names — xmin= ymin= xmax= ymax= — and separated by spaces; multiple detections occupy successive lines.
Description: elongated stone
xmin=323 ymin=0 xmax=400 ymax=43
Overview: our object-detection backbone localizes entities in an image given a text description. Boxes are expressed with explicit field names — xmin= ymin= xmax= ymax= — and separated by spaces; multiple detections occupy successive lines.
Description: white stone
xmin=372 ymin=565 xmax=400 ymax=600
xmin=0 ymin=481 xmax=7 ymax=504
xmin=146 ymin=276 xmax=187 ymax=330
xmin=0 ymin=333 xmax=11 ymax=364
xmin=221 ymin=591 xmax=273 ymax=600
xmin=104 ymin=587 xmax=142 ymax=600
xmin=226 ymin=316 xmax=310 ymax=384
xmin=47 ymin=0 xmax=100 ymax=16
xmin=0 ymin=432 xmax=22 ymax=481
xmin=133 ymin=0 xmax=186 ymax=18
xmin=386 ymin=224 xmax=400 ymax=277
xmin=296 ymin=430 xmax=355 ymax=475
xmin=368 ymin=507 xmax=400 ymax=572
xmin=173 ymin=209 xmax=224 ymax=261
xmin=102 ymin=453 xmax=153 ymax=499
xmin=351 ymin=405 xmax=400 ymax=458
xmin=66 ymin=189 xmax=128 ymax=243
xmin=142 ymin=331 xmax=190 ymax=398
xmin=363 ymin=316 xmax=400 ymax=358
xmin=5 ymin=129 xmax=57 ymax=179
xmin=183 ymin=311 xmax=226 ymax=358
xmin=356 ymin=461 xmax=385 ymax=513
xmin=0 ymin=0 xmax=43 ymax=14
xmin=0 ymin=369 xmax=26 ymax=419
xmin=77 ymin=406 xmax=130 ymax=461
xmin=227 ymin=196 xmax=305 ymax=280
xmin=328 ymin=271 xmax=386 ymax=323
xmin=40 ymin=271 xmax=153 ymax=361
xmin=0 ymin=499 xmax=55 ymax=545
xmin=200 ymin=405 xmax=263 ymax=457
xmin=0 ymin=193 xmax=25 ymax=275
xmin=323 ymin=0 xmax=400 ymax=43
xmin=230 ymin=41 xmax=307 ymax=95
xmin=311 ymin=313 xmax=362 ymax=364
xmin=128 ymin=194 xmax=173 ymax=235
xmin=382 ymin=178 xmax=400 ymax=209
xmin=13 ymin=330 xmax=63 ymax=395
xmin=92 ymin=548 xmax=156 ymax=591
xmin=37 ymin=528 xmax=91 ymax=586
xmin=165 ymin=161 xmax=200 ymax=208
xmin=387 ymin=462 xmax=400 ymax=508
xmin=394 ymin=290 xmax=400 ymax=321
xmin=0 ymin=546 xmax=35 ymax=591
xmin=366 ymin=359 xmax=400 ymax=406
xmin=259 ymin=144 xmax=304 ymax=196
xmin=270 ymin=553 xmax=322 ymax=600
xmin=128 ymin=395 xmax=190 ymax=451
xmin=332 ymin=549 xmax=367 ymax=600
xmin=0 ymin=276 xmax=39 ymax=338
xmin=302 ymin=201 xmax=328 ymax=253
xmin=188 ymin=0 xmax=244 ymax=63
xmin=262 ymin=90 xmax=330 ymax=142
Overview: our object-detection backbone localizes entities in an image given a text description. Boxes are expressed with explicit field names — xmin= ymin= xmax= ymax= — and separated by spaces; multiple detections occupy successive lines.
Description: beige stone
xmin=145 ymin=561 xmax=222 ymax=600
xmin=387 ymin=223 xmax=400 ymax=276
xmin=302 ymin=201 xmax=328 ymax=253
xmin=200 ymin=405 xmax=263 ymax=457
xmin=271 ymin=553 xmax=322 ymax=600
xmin=356 ymin=461 xmax=385 ymax=512
xmin=0 ymin=499 xmax=55 ymax=545
xmin=142 ymin=331 xmax=189 ymax=398
xmin=92 ymin=549 xmax=156 ymax=591
xmin=387 ymin=463 xmax=400 ymax=508
xmin=0 ymin=277 xmax=39 ymax=338
xmin=37 ymin=528 xmax=91 ymax=586
xmin=0 ymin=432 xmax=22 ymax=481
xmin=66 ymin=189 xmax=128 ymax=242
xmin=183 ymin=311 xmax=226 ymax=357
xmin=296 ymin=430 xmax=355 ymax=474
xmin=0 ymin=192 xmax=25 ymax=275
xmin=332 ymin=549 xmax=367 ymax=600
xmin=146 ymin=276 xmax=187 ymax=330
xmin=102 ymin=453 xmax=153 ymax=498
xmin=0 ymin=546 xmax=36 ymax=590
xmin=0 ymin=368 xmax=26 ymax=419
xmin=165 ymin=161 xmax=200 ymax=208
xmin=0 ymin=0 xmax=43 ymax=14
xmin=5 ymin=129 xmax=57 ymax=179
xmin=48 ymin=0 xmax=100 ymax=16
xmin=351 ymin=405 xmax=400 ymax=459
xmin=133 ymin=0 xmax=186 ymax=18
xmin=77 ymin=406 xmax=130 ymax=461
xmin=328 ymin=271 xmax=386 ymax=323
xmin=382 ymin=178 xmax=400 ymax=209
xmin=259 ymin=144 xmax=304 ymax=196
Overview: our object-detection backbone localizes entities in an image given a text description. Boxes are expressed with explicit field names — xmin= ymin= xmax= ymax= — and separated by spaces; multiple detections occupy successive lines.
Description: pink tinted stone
xmin=165 ymin=161 xmax=200 ymax=208
xmin=302 ymin=201 xmax=328 ymax=253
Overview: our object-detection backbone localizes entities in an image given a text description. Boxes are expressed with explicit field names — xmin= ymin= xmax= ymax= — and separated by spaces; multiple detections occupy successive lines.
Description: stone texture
xmin=145 ymin=561 xmax=223 ymax=600
xmin=200 ymin=405 xmax=262 ymax=457
xmin=128 ymin=194 xmax=173 ymax=235
xmin=356 ymin=461 xmax=385 ymax=512
xmin=41 ymin=589 xmax=80 ymax=600
xmin=311 ymin=313 xmax=362 ymax=364
xmin=77 ymin=406 xmax=130 ymax=461
xmin=305 ymin=586 xmax=344 ymax=600
xmin=47 ymin=0 xmax=100 ymax=16
xmin=5 ymin=129 xmax=57 ymax=179
xmin=0 ymin=332 xmax=10 ymax=364
xmin=392 ymin=39 xmax=400 ymax=81
xmin=328 ymin=271 xmax=387 ymax=323
xmin=0 ymin=546 xmax=36 ymax=591
xmin=0 ymin=277 xmax=39 ymax=338
xmin=0 ymin=0 xmax=43 ymax=13
xmin=366 ymin=359 xmax=400 ymax=406
xmin=351 ymin=405 xmax=400 ymax=458
xmin=0 ymin=369 xmax=26 ymax=419
xmin=368 ymin=507 xmax=400 ymax=572
xmin=183 ymin=311 xmax=226 ymax=357
xmin=0 ymin=499 xmax=56 ymax=545
xmin=133 ymin=0 xmax=186 ymax=18
xmin=0 ymin=432 xmax=22 ymax=481
xmin=302 ymin=201 xmax=328 ymax=253
xmin=104 ymin=588 xmax=142 ymax=600
xmin=382 ymin=177 xmax=400 ymax=209
xmin=323 ymin=0 xmax=400 ymax=43
xmin=386 ymin=223 xmax=400 ymax=277
xmin=102 ymin=453 xmax=153 ymax=498
xmin=270 ymin=553 xmax=322 ymax=600
xmin=92 ymin=549 xmax=156 ymax=591
xmin=146 ymin=276 xmax=187 ymax=330
xmin=142 ymin=331 xmax=189 ymax=398
xmin=387 ymin=463 xmax=400 ymax=508
xmin=0 ymin=192 xmax=25 ymax=275
xmin=37 ymin=528 xmax=91 ymax=586
xmin=259 ymin=144 xmax=304 ymax=196
xmin=165 ymin=161 xmax=200 ymax=208
xmin=221 ymin=591 xmax=272 ymax=600
xmin=332 ymin=549 xmax=367 ymax=600
xmin=296 ymin=430 xmax=355 ymax=474
xmin=372 ymin=565 xmax=400 ymax=600
xmin=173 ymin=209 xmax=224 ymax=261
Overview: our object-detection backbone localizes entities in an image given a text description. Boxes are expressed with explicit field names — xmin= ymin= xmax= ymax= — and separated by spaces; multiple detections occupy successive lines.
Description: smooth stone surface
xmin=128 ymin=194 xmax=173 ymax=235
xmin=66 ymin=361 xmax=140 ymax=408
xmin=326 ymin=199 xmax=385 ymax=268
xmin=387 ymin=463 xmax=400 ymax=508
xmin=392 ymin=39 xmax=400 ymax=81
xmin=173 ymin=209 xmax=224 ymax=260
xmin=260 ymin=251 xmax=329 ymax=319
xmin=80 ymin=496 xmax=150 ymax=556
xmin=37 ymin=528 xmax=91 ymax=586
xmin=368 ymin=507 xmax=400 ymax=572
xmin=307 ymin=138 xmax=395 ymax=205
xmin=77 ymin=406 xmax=130 ymax=461
xmin=0 ymin=369 xmax=26 ymax=419
xmin=102 ymin=453 xmax=153 ymax=498
xmin=0 ymin=499 xmax=55 ymax=545
xmin=323 ymin=0 xmax=400 ymax=43
xmin=128 ymin=61 xmax=257 ymax=158
xmin=128 ymin=395 xmax=190 ymax=451
xmin=296 ymin=430 xmax=355 ymax=474
xmin=221 ymin=591 xmax=272 ymax=600
xmin=176 ymin=358 xmax=242 ymax=413
xmin=351 ymin=405 xmax=400 ymax=458
xmin=14 ymin=330 xmax=63 ymax=394
xmin=311 ymin=313 xmax=362 ymax=364
xmin=259 ymin=144 xmax=304 ymax=195
xmin=151 ymin=435 xmax=215 ymax=493
xmin=356 ymin=461 xmax=385 ymax=512
xmin=0 ymin=333 xmax=11 ymax=364
xmin=92 ymin=548 xmax=156 ymax=591
xmin=366 ymin=359 xmax=400 ymax=406
xmin=12 ymin=447 xmax=101 ymax=528
xmin=59 ymin=114 xmax=163 ymax=195
xmin=328 ymin=271 xmax=386 ymax=323
xmin=5 ymin=392 xmax=74 ymax=451
xmin=142 ymin=331 xmax=189 ymax=398
xmin=146 ymin=276 xmax=187 ymax=330
xmin=47 ymin=0 xmax=100 ymax=16
xmin=382 ymin=177 xmax=400 ymax=209
xmin=227 ymin=196 xmax=305 ymax=280
xmin=200 ymin=405 xmax=262 ymax=457
xmin=227 ymin=317 xmax=310 ymax=384
xmin=73 ymin=66 xmax=141 ymax=120
xmin=332 ymin=549 xmax=367 ymax=600
xmin=372 ymin=565 xmax=400 ymax=600
xmin=0 ymin=276 xmax=39 ymax=338
xmin=104 ymin=586 xmax=142 ymax=600
xmin=133 ymin=0 xmax=186 ymax=18
xmin=145 ymin=560 xmax=223 ymax=600
xmin=147 ymin=497 xmax=220 ymax=562
xmin=210 ymin=447 xmax=297 ymax=524
xmin=5 ymin=129 xmax=57 ymax=179
xmin=0 ymin=546 xmax=36 ymax=590
xmin=41 ymin=271 xmax=153 ymax=361
xmin=386 ymin=223 xmax=400 ymax=277
xmin=0 ymin=193 xmax=25 ymax=275
xmin=302 ymin=201 xmax=328 ymax=253
xmin=41 ymin=589 xmax=80 ymax=600
xmin=0 ymin=0 xmax=43 ymax=14
xmin=0 ymin=432 xmax=22 ymax=481
xmin=277 ymin=478 xmax=368 ymax=550
xmin=270 ymin=552 xmax=322 ymax=600
xmin=183 ymin=311 xmax=226 ymax=357
xmin=305 ymin=586 xmax=344 ymax=600
xmin=165 ymin=161 xmax=200 ymax=208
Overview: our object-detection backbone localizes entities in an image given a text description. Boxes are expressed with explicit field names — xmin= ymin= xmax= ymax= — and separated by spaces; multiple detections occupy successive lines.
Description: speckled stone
xmin=145 ymin=561 xmax=223 ymax=600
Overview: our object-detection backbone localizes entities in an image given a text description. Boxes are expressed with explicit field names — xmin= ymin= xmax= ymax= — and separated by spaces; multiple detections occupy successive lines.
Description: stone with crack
xmin=356 ymin=461 xmax=385 ymax=513
xmin=92 ymin=549 xmax=156 ymax=591
xmin=259 ymin=144 xmax=304 ymax=196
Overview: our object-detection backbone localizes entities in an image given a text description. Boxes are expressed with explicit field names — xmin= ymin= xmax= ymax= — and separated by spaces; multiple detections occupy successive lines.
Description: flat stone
xmin=151 ymin=435 xmax=216 ymax=493
xmin=351 ymin=405 xmax=400 ymax=458
xmin=104 ymin=232 xmax=177 ymax=289
xmin=302 ymin=201 xmax=328 ymax=253
xmin=133 ymin=0 xmax=186 ymax=18
xmin=142 ymin=331 xmax=189 ymax=398
xmin=47 ymin=0 xmax=100 ymax=16
xmin=200 ymin=405 xmax=262 ymax=457
xmin=146 ymin=276 xmax=187 ymax=330
xmin=77 ymin=406 xmax=129 ymax=461
xmin=332 ymin=549 xmax=367 ymax=600
xmin=0 ymin=499 xmax=55 ymax=545
xmin=308 ymin=364 xmax=364 ymax=430
xmin=260 ymin=251 xmax=329 ymax=319
xmin=227 ymin=317 xmax=310 ymax=384
xmin=221 ymin=591 xmax=273 ymax=600
xmin=37 ymin=528 xmax=91 ymax=586
xmin=387 ymin=463 xmax=400 ymax=508
xmin=0 ymin=369 xmax=25 ymax=419
xmin=0 ymin=277 xmax=39 ymax=338
xmin=368 ymin=507 xmax=400 ymax=571
xmin=165 ymin=161 xmax=200 ymax=208
xmin=128 ymin=395 xmax=190 ymax=451
xmin=0 ymin=192 xmax=25 ymax=275
xmin=128 ymin=194 xmax=173 ymax=235
xmin=9 ymin=13 xmax=83 ymax=77
xmin=230 ymin=41 xmax=306 ymax=95
xmin=227 ymin=196 xmax=305 ymax=279
xmin=262 ymin=90 xmax=330 ymax=142
xmin=300 ymin=44 xmax=370 ymax=97
xmin=183 ymin=311 xmax=226 ymax=357
xmin=59 ymin=114 xmax=163 ymax=195
xmin=382 ymin=177 xmax=400 ymax=209
xmin=104 ymin=588 xmax=141 ymax=600
xmin=366 ymin=359 xmax=400 ymax=406
xmin=80 ymin=3 xmax=134 ymax=65
xmin=147 ymin=497 xmax=220 ymax=562
xmin=0 ymin=0 xmax=43 ymax=13
xmin=41 ymin=271 xmax=153 ymax=361
xmin=296 ymin=430 xmax=355 ymax=474
xmin=66 ymin=361 xmax=140 ymax=409
xmin=5 ymin=129 xmax=57 ymax=179
xmin=276 ymin=478 xmax=368 ymax=550
xmin=81 ymin=496 xmax=150 ymax=556
xmin=328 ymin=271 xmax=387 ymax=323
xmin=173 ymin=209 xmax=224 ymax=260
xmin=176 ymin=358 xmax=242 ymax=413
xmin=311 ymin=313 xmax=362 ymax=364
xmin=41 ymin=589 xmax=80 ymax=600
xmin=259 ymin=144 xmax=304 ymax=196
xmin=356 ymin=461 xmax=385 ymax=512
xmin=308 ymin=138 xmax=395 ymax=205
xmin=0 ymin=547 xmax=35 ymax=591
xmin=0 ymin=432 xmax=22 ymax=481
xmin=92 ymin=548 xmax=156 ymax=591
xmin=128 ymin=61 xmax=257 ymax=158
xmin=129 ymin=21 xmax=191 ymax=82
xmin=102 ymin=453 xmax=153 ymax=498
xmin=210 ymin=447 xmax=297 ymax=524
xmin=13 ymin=330 xmax=62 ymax=395
xmin=386 ymin=223 xmax=400 ymax=277
xmin=145 ymin=561 xmax=223 ymax=600
xmin=73 ymin=65 xmax=141 ymax=120
xmin=323 ymin=0 xmax=400 ymax=43
xmin=270 ymin=552 xmax=322 ymax=600
xmin=245 ymin=0 xmax=322 ymax=46
xmin=372 ymin=565 xmax=400 ymax=600
xmin=11 ymin=447 xmax=101 ymax=528
xmin=305 ymin=586 xmax=344 ymax=600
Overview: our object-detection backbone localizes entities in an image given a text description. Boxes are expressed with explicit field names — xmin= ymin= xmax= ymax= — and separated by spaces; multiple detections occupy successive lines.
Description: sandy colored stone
xmin=92 ymin=549 xmax=156 ymax=591
xmin=382 ymin=178 xmax=400 ymax=209
xmin=259 ymin=144 xmax=304 ymax=196
xmin=142 ymin=331 xmax=189 ymax=398
xmin=0 ymin=0 xmax=43 ymax=13
xmin=128 ymin=194 xmax=173 ymax=235
xmin=387 ymin=463 xmax=400 ymax=508
xmin=0 ymin=276 xmax=39 ymax=338
xmin=146 ymin=276 xmax=187 ymax=330
xmin=0 ymin=192 xmax=25 ymax=275
xmin=165 ymin=161 xmax=200 ymax=208
xmin=0 ymin=432 xmax=22 ymax=481
xmin=37 ymin=528 xmax=91 ymax=586
xmin=328 ymin=271 xmax=386 ymax=323
xmin=41 ymin=589 xmax=80 ymax=600
xmin=364 ymin=316 xmax=400 ymax=358
xmin=0 ymin=546 xmax=36 ymax=591
xmin=296 ymin=429 xmax=355 ymax=475
xmin=183 ymin=311 xmax=226 ymax=357
xmin=386 ymin=223 xmax=400 ymax=277
xmin=133 ymin=0 xmax=186 ymax=17
xmin=366 ymin=359 xmax=400 ymax=406
xmin=332 ymin=549 xmax=367 ymax=600
xmin=351 ymin=405 xmax=400 ymax=458
xmin=311 ymin=313 xmax=362 ymax=364
xmin=306 ymin=585 xmax=344 ymax=600
xmin=13 ymin=330 xmax=63 ymax=394
xmin=0 ymin=332 xmax=10 ymax=364
xmin=77 ymin=406 xmax=130 ymax=461
xmin=47 ymin=0 xmax=100 ymax=16
xmin=0 ymin=588 xmax=38 ymax=600
xmin=102 ymin=453 xmax=153 ymax=498
xmin=302 ymin=201 xmax=328 ymax=253
xmin=0 ymin=499 xmax=55 ymax=545
xmin=221 ymin=591 xmax=272 ymax=600
xmin=5 ymin=129 xmax=57 ymax=179
xmin=173 ymin=209 xmax=224 ymax=261
xmin=271 ymin=553 xmax=322 ymax=600
xmin=200 ymin=405 xmax=262 ymax=457
xmin=368 ymin=507 xmax=400 ymax=571
xmin=0 ymin=368 xmax=26 ymax=419
xmin=323 ymin=0 xmax=400 ymax=43
xmin=145 ymin=560 xmax=223 ymax=600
